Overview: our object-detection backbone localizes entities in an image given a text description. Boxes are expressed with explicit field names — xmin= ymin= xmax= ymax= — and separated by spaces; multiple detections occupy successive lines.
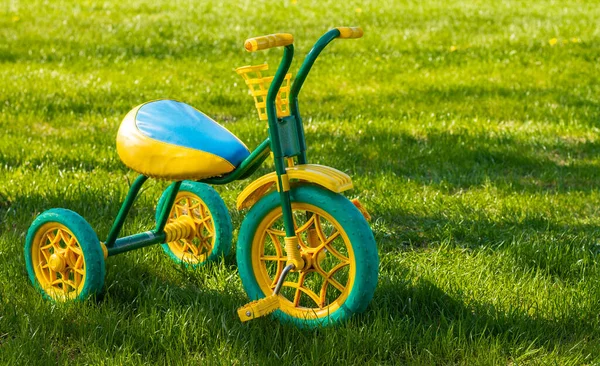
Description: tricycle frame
xmin=104 ymin=29 xmax=346 ymax=258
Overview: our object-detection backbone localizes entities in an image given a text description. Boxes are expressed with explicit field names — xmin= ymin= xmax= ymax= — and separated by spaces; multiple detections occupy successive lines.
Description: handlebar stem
xmin=288 ymin=28 xmax=342 ymax=164
xmin=266 ymin=44 xmax=294 ymax=160
xmin=289 ymin=29 xmax=341 ymax=105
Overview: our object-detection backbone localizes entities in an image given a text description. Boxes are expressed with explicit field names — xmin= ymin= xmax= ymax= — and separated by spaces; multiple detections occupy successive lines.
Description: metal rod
xmin=107 ymin=231 xmax=166 ymax=256
xmin=202 ymin=138 xmax=271 ymax=184
xmin=155 ymin=181 xmax=182 ymax=232
xmin=273 ymin=264 xmax=295 ymax=295
xmin=105 ymin=175 xmax=148 ymax=247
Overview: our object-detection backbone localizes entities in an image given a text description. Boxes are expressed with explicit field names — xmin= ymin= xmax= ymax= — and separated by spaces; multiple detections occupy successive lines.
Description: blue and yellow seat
xmin=117 ymin=100 xmax=250 ymax=180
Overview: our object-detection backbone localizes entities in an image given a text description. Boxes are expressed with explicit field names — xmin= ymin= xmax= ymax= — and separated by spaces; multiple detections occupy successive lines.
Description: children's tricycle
xmin=25 ymin=27 xmax=378 ymax=328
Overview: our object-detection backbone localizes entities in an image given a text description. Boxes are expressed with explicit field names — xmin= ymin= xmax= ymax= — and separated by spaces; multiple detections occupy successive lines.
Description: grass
xmin=1 ymin=0 xmax=600 ymax=363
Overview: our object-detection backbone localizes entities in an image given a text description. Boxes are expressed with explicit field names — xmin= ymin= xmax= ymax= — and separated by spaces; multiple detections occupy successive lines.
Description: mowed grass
xmin=1 ymin=0 xmax=600 ymax=363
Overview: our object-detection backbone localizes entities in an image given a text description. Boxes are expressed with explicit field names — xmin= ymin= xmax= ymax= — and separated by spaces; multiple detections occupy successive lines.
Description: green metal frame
xmin=104 ymin=29 xmax=345 ymax=256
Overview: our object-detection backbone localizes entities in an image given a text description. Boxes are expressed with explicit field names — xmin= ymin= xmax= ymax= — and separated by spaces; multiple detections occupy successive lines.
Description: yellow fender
xmin=236 ymin=164 xmax=353 ymax=210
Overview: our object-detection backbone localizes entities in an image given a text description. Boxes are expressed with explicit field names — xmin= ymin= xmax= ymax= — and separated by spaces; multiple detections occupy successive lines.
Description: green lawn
xmin=2 ymin=0 xmax=600 ymax=364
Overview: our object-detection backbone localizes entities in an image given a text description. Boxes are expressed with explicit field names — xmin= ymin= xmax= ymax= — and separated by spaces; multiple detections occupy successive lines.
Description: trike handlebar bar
xmin=244 ymin=33 xmax=294 ymax=52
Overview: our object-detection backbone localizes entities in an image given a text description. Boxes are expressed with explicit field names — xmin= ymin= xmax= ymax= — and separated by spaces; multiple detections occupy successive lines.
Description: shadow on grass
xmin=316 ymin=127 xmax=600 ymax=194
xmin=375 ymin=205 xmax=600 ymax=282
xmin=366 ymin=274 xmax=599 ymax=360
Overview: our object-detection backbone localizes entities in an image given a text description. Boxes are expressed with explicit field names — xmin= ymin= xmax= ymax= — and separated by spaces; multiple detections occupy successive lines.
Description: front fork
xmin=237 ymin=160 xmax=305 ymax=322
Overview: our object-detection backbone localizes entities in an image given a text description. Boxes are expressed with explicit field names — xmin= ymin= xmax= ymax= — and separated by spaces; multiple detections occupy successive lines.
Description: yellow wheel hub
xmin=31 ymin=223 xmax=86 ymax=301
xmin=165 ymin=192 xmax=215 ymax=264
xmin=48 ymin=253 xmax=66 ymax=272
xmin=251 ymin=203 xmax=356 ymax=320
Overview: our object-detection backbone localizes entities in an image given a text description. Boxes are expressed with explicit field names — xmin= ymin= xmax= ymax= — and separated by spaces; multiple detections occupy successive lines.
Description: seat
xmin=116 ymin=100 xmax=250 ymax=180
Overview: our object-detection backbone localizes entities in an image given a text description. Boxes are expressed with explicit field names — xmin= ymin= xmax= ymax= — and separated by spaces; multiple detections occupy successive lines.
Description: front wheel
xmin=237 ymin=185 xmax=378 ymax=328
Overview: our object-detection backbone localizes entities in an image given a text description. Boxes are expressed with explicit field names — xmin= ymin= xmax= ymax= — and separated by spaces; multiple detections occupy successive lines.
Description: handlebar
xmin=289 ymin=27 xmax=363 ymax=105
xmin=240 ymin=27 xmax=363 ymax=164
xmin=335 ymin=27 xmax=363 ymax=39
xmin=244 ymin=33 xmax=294 ymax=52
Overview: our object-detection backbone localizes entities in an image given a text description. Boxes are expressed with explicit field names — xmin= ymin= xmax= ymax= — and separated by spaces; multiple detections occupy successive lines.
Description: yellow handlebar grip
xmin=244 ymin=33 xmax=294 ymax=52
xmin=335 ymin=27 xmax=364 ymax=39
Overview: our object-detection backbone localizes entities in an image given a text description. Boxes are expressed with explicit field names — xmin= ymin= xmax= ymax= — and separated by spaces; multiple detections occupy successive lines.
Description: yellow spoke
xmin=179 ymin=241 xmax=190 ymax=254
xmin=174 ymin=204 xmax=187 ymax=217
xmin=267 ymin=231 xmax=284 ymax=254
xmin=51 ymin=278 xmax=64 ymax=286
xmin=319 ymin=281 xmax=328 ymax=307
xmin=188 ymin=202 xmax=201 ymax=216
xmin=46 ymin=231 xmax=57 ymax=243
xmin=313 ymin=214 xmax=329 ymax=244
xmin=40 ymin=266 xmax=52 ymax=283
xmin=63 ymin=275 xmax=78 ymax=291
xmin=194 ymin=216 xmax=211 ymax=225
xmin=74 ymin=255 xmax=84 ymax=269
xmin=325 ymin=242 xmax=348 ymax=263
xmin=40 ymin=248 xmax=50 ymax=263
xmin=327 ymin=277 xmax=345 ymax=293
xmin=327 ymin=261 xmax=349 ymax=278
xmin=65 ymin=236 xmax=76 ymax=247
xmin=298 ymin=286 xmax=322 ymax=308
xmin=74 ymin=272 xmax=82 ymax=287
xmin=49 ymin=269 xmax=57 ymax=283
xmin=202 ymin=206 xmax=211 ymax=219
xmin=196 ymin=239 xmax=210 ymax=254
xmin=267 ymin=227 xmax=286 ymax=236
xmin=281 ymin=273 xmax=321 ymax=307
xmin=293 ymin=272 xmax=307 ymax=307
xmin=58 ymin=230 xmax=71 ymax=247
xmin=201 ymin=222 xmax=215 ymax=236
xmin=199 ymin=232 xmax=214 ymax=243
xmin=294 ymin=215 xmax=315 ymax=236
xmin=313 ymin=264 xmax=346 ymax=293
xmin=282 ymin=281 xmax=298 ymax=289
xmin=260 ymin=255 xmax=286 ymax=261
xmin=313 ymin=230 xmax=341 ymax=254
xmin=187 ymin=241 xmax=199 ymax=256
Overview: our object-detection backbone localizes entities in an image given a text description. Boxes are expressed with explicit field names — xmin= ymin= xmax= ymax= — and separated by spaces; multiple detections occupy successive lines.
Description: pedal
xmin=351 ymin=198 xmax=372 ymax=221
xmin=237 ymin=294 xmax=280 ymax=322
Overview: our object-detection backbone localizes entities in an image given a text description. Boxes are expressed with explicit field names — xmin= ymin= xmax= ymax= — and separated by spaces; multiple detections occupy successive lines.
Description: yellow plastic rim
xmin=251 ymin=203 xmax=356 ymax=319
xmin=166 ymin=192 xmax=215 ymax=264
xmin=31 ymin=223 xmax=87 ymax=301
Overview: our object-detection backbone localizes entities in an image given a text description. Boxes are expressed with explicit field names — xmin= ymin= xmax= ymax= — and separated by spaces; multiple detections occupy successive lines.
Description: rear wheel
xmin=156 ymin=181 xmax=232 ymax=267
xmin=25 ymin=208 xmax=105 ymax=301
xmin=237 ymin=186 xmax=378 ymax=328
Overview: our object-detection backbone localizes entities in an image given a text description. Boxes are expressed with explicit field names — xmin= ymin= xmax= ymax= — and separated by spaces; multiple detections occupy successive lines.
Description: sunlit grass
xmin=1 ymin=0 xmax=600 ymax=364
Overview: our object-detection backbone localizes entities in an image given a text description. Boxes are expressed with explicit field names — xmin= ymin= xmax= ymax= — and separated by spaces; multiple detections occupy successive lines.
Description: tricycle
xmin=24 ymin=27 xmax=378 ymax=328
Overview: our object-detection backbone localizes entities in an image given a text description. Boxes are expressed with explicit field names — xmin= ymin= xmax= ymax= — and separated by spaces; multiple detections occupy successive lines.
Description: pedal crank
xmin=237 ymin=263 xmax=295 ymax=322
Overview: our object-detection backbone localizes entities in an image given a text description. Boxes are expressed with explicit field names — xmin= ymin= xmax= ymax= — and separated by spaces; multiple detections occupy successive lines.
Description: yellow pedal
xmin=237 ymin=294 xmax=280 ymax=322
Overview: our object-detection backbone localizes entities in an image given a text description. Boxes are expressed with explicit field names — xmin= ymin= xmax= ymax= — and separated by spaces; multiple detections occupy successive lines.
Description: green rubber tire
xmin=156 ymin=181 xmax=232 ymax=267
xmin=25 ymin=208 xmax=105 ymax=301
xmin=237 ymin=185 xmax=379 ymax=328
